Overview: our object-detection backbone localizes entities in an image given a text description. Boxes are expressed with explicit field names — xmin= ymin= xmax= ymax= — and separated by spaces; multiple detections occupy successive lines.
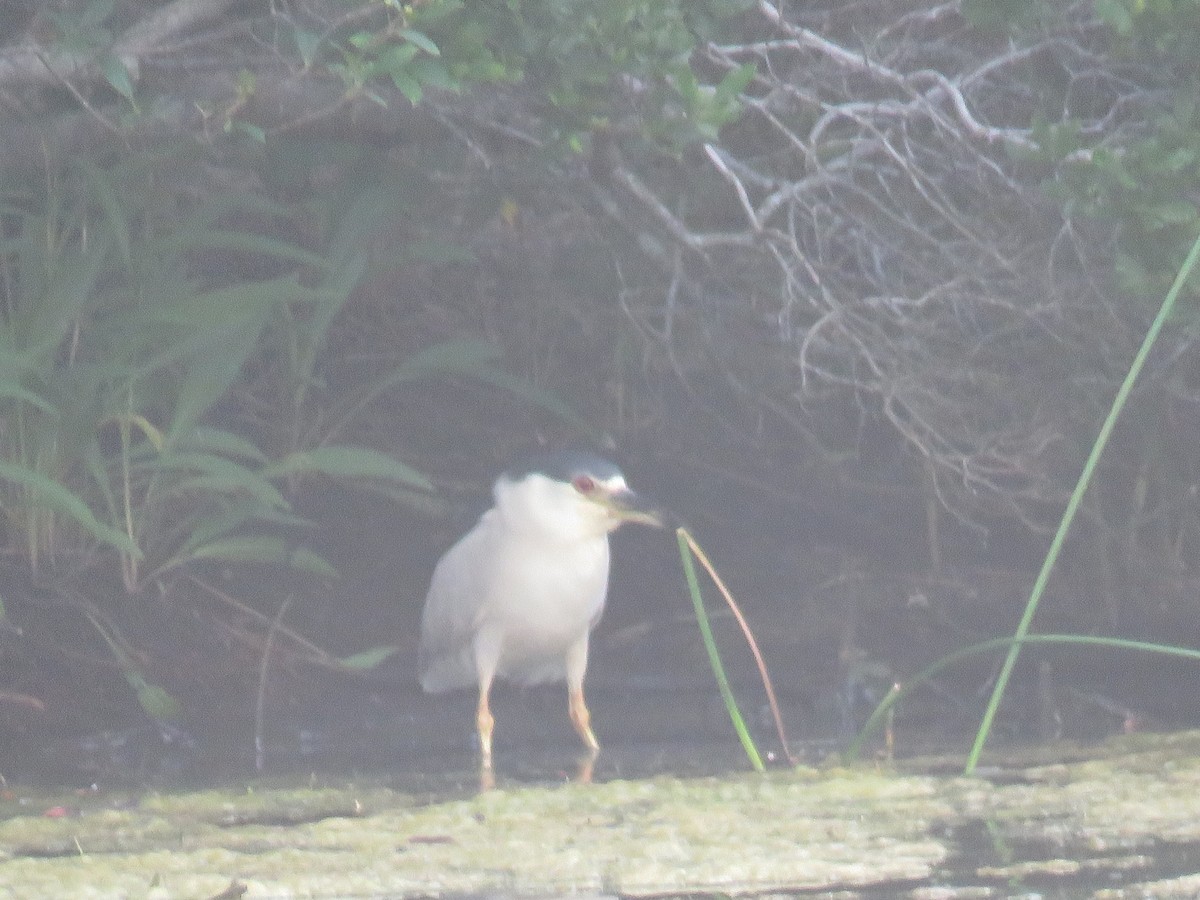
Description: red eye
xmin=572 ymin=474 xmax=596 ymax=494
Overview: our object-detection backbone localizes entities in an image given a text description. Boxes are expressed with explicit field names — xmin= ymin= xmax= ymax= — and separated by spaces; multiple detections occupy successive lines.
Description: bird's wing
xmin=418 ymin=516 xmax=496 ymax=692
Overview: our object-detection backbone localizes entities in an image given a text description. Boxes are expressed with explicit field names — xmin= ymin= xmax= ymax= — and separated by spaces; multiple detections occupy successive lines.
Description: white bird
xmin=418 ymin=451 xmax=663 ymax=769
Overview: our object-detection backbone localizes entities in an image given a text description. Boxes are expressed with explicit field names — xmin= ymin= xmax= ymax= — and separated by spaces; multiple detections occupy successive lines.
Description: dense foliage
xmin=4 ymin=0 xmax=1200 ymax=747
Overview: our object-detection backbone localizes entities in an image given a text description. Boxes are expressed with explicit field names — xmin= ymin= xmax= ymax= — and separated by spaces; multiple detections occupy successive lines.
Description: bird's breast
xmin=481 ymin=535 xmax=610 ymax=649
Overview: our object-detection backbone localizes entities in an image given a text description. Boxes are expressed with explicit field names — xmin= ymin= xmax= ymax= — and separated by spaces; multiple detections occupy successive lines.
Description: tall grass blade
xmin=965 ymin=229 xmax=1200 ymax=774
xmin=680 ymin=528 xmax=794 ymax=763
xmin=848 ymin=633 xmax=1200 ymax=762
xmin=675 ymin=527 xmax=764 ymax=771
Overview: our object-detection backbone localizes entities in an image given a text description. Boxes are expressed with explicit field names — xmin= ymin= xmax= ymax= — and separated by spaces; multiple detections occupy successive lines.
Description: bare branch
xmin=595 ymin=0 xmax=1161 ymax=536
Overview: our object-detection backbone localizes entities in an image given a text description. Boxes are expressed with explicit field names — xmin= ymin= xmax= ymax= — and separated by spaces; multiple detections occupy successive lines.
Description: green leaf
xmin=167 ymin=317 xmax=276 ymax=440
xmin=1095 ymin=0 xmax=1134 ymax=35
xmin=112 ymin=412 xmax=165 ymax=452
xmin=101 ymin=54 xmax=136 ymax=103
xmin=0 ymin=459 xmax=140 ymax=557
xmin=265 ymin=446 xmax=434 ymax=491
xmin=408 ymin=57 xmax=458 ymax=92
xmin=380 ymin=42 xmax=420 ymax=70
xmin=20 ymin=239 xmax=110 ymax=351
xmin=338 ymin=646 xmax=399 ymax=669
xmin=399 ymin=28 xmax=441 ymax=56
xmin=177 ymin=427 xmax=270 ymax=463
xmin=391 ymin=70 xmax=424 ymax=104
xmin=343 ymin=480 xmax=452 ymax=517
xmin=152 ymin=274 xmax=332 ymax=327
xmin=178 ymin=501 xmax=314 ymax=557
xmin=190 ymin=536 xmax=338 ymax=577
xmin=149 ymin=452 xmax=291 ymax=509
xmin=232 ymin=121 xmax=267 ymax=143
xmin=160 ymin=230 xmax=331 ymax=272
xmin=409 ymin=0 xmax=463 ymax=26
xmin=81 ymin=0 xmax=115 ymax=28
xmin=713 ymin=62 xmax=757 ymax=105
xmin=674 ymin=65 xmax=699 ymax=103
xmin=166 ymin=474 xmax=287 ymax=510
xmin=294 ymin=29 xmax=321 ymax=66
xmin=0 ymin=382 xmax=59 ymax=417
xmin=395 ymin=337 xmax=503 ymax=375
xmin=304 ymin=254 xmax=364 ymax=343
xmin=1146 ymin=200 xmax=1198 ymax=228
xmin=1164 ymin=147 xmax=1197 ymax=172
xmin=133 ymin=679 xmax=183 ymax=723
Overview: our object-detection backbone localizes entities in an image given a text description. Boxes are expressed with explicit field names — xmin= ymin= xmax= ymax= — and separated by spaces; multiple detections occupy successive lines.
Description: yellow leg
xmin=476 ymin=683 xmax=495 ymax=769
xmin=574 ymin=749 xmax=597 ymax=785
xmin=568 ymin=684 xmax=600 ymax=752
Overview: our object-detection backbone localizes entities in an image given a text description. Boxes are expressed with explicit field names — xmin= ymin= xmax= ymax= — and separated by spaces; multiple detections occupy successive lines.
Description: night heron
xmin=418 ymin=451 xmax=664 ymax=769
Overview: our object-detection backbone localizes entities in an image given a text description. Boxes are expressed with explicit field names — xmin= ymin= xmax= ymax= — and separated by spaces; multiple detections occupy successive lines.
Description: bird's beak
xmin=603 ymin=488 xmax=667 ymax=528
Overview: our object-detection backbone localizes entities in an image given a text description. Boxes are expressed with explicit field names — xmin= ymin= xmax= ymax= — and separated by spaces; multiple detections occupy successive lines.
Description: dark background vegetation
xmin=4 ymin=0 xmax=1200 ymax=774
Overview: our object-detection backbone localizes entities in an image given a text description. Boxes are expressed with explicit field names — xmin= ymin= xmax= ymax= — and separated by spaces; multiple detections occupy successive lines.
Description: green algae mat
xmin=4 ymin=731 xmax=1200 ymax=898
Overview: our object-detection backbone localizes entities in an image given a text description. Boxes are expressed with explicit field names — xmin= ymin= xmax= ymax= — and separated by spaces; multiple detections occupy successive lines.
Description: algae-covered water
xmin=3 ymin=730 xmax=1200 ymax=898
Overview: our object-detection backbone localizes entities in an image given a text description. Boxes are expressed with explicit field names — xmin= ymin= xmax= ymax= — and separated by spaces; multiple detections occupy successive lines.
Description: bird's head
xmin=495 ymin=450 xmax=665 ymax=539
